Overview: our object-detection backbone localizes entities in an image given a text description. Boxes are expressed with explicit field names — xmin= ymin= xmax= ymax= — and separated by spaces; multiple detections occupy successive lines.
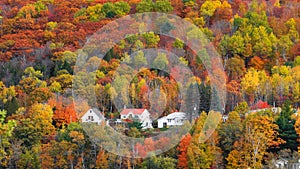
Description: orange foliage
xmin=249 ymin=56 xmax=265 ymax=70
xmin=177 ymin=133 xmax=192 ymax=169
xmin=48 ymin=96 xmax=78 ymax=127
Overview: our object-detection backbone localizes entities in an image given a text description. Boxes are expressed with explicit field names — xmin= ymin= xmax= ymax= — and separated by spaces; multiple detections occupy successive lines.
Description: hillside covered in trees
xmin=0 ymin=0 xmax=300 ymax=168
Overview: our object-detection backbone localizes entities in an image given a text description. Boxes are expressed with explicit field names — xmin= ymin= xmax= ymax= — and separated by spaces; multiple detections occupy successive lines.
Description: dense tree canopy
xmin=0 ymin=0 xmax=299 ymax=168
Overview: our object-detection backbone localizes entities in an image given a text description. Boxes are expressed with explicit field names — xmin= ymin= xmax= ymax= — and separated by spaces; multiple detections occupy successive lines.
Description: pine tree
xmin=184 ymin=82 xmax=200 ymax=122
xmin=276 ymin=100 xmax=298 ymax=151
xmin=199 ymin=83 xmax=211 ymax=113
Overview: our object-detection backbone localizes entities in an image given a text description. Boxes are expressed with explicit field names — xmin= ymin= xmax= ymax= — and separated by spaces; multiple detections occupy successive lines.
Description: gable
xmin=81 ymin=109 xmax=103 ymax=120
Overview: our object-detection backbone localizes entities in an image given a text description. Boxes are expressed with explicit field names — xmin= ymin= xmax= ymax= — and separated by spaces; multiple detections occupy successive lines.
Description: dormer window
xmin=90 ymin=110 xmax=92 ymax=113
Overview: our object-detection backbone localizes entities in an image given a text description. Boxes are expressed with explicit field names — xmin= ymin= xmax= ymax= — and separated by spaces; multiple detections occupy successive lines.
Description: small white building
xmin=274 ymin=158 xmax=288 ymax=168
xmin=222 ymin=115 xmax=228 ymax=122
xmin=81 ymin=108 xmax=105 ymax=125
xmin=120 ymin=109 xmax=153 ymax=129
xmin=157 ymin=112 xmax=186 ymax=128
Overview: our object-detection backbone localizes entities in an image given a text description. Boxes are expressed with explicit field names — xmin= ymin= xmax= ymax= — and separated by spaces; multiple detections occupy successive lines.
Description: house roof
xmin=158 ymin=112 xmax=186 ymax=121
xmin=166 ymin=112 xmax=186 ymax=119
xmin=81 ymin=108 xmax=104 ymax=119
xmin=120 ymin=109 xmax=146 ymax=115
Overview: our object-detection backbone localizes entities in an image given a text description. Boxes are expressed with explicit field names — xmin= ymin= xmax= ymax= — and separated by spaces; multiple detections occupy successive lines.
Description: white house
xmin=274 ymin=158 xmax=288 ymax=168
xmin=248 ymin=107 xmax=282 ymax=114
xmin=120 ymin=109 xmax=153 ymax=129
xmin=81 ymin=108 xmax=105 ymax=125
xmin=222 ymin=115 xmax=228 ymax=122
xmin=157 ymin=112 xmax=186 ymax=128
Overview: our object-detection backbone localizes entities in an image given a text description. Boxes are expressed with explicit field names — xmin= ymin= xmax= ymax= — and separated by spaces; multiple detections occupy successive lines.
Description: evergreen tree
xmin=276 ymin=100 xmax=298 ymax=151
xmin=128 ymin=120 xmax=143 ymax=130
xmin=199 ymin=83 xmax=211 ymax=113
xmin=184 ymin=82 xmax=200 ymax=122
xmin=4 ymin=97 xmax=18 ymax=116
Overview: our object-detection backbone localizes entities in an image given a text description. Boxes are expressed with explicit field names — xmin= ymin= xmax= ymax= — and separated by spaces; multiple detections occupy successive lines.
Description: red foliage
xmin=251 ymin=100 xmax=271 ymax=110
xmin=290 ymin=41 xmax=300 ymax=59
xmin=134 ymin=137 xmax=170 ymax=158
xmin=77 ymin=20 xmax=112 ymax=36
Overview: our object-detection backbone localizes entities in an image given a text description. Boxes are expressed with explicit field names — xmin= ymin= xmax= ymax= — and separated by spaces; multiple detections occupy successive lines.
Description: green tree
xmin=136 ymin=0 xmax=154 ymax=13
xmin=142 ymin=32 xmax=160 ymax=48
xmin=128 ymin=121 xmax=143 ymax=130
xmin=276 ymin=100 xmax=298 ymax=151
xmin=173 ymin=38 xmax=184 ymax=49
xmin=199 ymin=83 xmax=211 ymax=113
xmin=133 ymin=51 xmax=148 ymax=69
xmin=22 ymin=67 xmax=43 ymax=80
xmin=184 ymin=81 xmax=200 ymax=122
xmin=141 ymin=155 xmax=177 ymax=169
xmin=226 ymin=33 xmax=245 ymax=56
xmin=114 ymin=1 xmax=130 ymax=17
xmin=102 ymin=2 xmax=116 ymax=18
xmin=152 ymin=53 xmax=169 ymax=71
xmin=0 ymin=110 xmax=16 ymax=167
xmin=218 ymin=111 xmax=243 ymax=160
xmin=154 ymin=0 xmax=173 ymax=13
xmin=251 ymin=26 xmax=273 ymax=57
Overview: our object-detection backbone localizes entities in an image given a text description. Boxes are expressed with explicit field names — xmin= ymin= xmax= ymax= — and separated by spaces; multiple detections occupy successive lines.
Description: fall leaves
xmin=0 ymin=0 xmax=299 ymax=168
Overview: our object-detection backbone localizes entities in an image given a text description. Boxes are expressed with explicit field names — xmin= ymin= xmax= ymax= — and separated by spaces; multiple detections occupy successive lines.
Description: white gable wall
xmin=140 ymin=110 xmax=153 ymax=129
xmin=81 ymin=109 xmax=103 ymax=125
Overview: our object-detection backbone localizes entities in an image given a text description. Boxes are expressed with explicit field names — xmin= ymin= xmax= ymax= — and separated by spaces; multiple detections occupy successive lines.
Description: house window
xmin=88 ymin=116 xmax=94 ymax=121
xmin=90 ymin=110 xmax=92 ymax=113
xmin=167 ymin=119 xmax=171 ymax=123
xmin=163 ymin=122 xmax=167 ymax=128
xmin=146 ymin=122 xmax=148 ymax=126
xmin=134 ymin=115 xmax=139 ymax=119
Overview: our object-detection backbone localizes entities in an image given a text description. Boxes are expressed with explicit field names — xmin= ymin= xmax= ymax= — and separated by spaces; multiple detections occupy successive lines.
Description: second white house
xmin=120 ymin=108 xmax=153 ymax=129
xmin=157 ymin=112 xmax=187 ymax=128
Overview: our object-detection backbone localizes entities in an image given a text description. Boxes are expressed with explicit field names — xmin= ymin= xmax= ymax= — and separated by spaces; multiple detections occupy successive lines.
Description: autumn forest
xmin=0 ymin=0 xmax=300 ymax=168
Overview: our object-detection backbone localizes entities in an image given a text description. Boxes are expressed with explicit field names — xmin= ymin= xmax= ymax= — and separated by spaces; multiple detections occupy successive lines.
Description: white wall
xmin=81 ymin=109 xmax=102 ymax=124
xmin=157 ymin=117 xmax=168 ymax=128
xmin=157 ymin=113 xmax=186 ymax=128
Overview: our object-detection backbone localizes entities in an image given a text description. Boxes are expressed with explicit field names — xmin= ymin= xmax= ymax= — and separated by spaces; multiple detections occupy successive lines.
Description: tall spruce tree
xmin=199 ymin=83 xmax=211 ymax=113
xmin=276 ymin=100 xmax=298 ymax=151
xmin=185 ymin=82 xmax=200 ymax=122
